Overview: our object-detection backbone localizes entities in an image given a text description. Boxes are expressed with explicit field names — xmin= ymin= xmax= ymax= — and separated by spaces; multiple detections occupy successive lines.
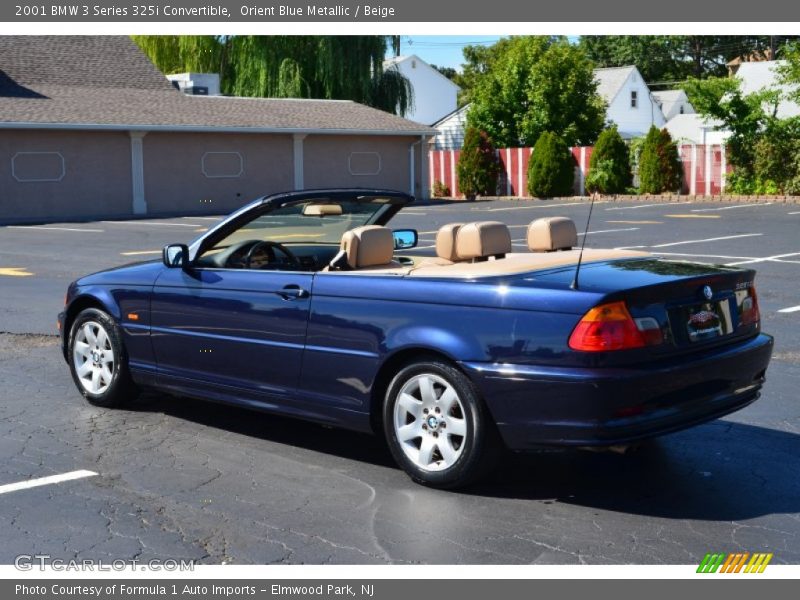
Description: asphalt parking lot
xmin=1 ymin=198 xmax=799 ymax=564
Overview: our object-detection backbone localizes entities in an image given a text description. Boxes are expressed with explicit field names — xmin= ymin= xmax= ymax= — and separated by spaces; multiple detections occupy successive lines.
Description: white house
xmin=651 ymin=89 xmax=695 ymax=121
xmin=431 ymin=105 xmax=469 ymax=150
xmin=664 ymin=113 xmax=728 ymax=145
xmin=594 ymin=66 xmax=665 ymax=139
xmin=384 ymin=54 xmax=460 ymax=126
xmin=736 ymin=60 xmax=800 ymax=118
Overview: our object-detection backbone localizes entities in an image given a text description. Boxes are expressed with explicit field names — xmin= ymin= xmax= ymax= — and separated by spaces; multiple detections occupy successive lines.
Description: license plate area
xmin=684 ymin=300 xmax=734 ymax=342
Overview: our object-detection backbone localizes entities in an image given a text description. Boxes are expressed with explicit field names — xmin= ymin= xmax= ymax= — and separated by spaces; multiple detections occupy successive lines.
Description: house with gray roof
xmin=0 ymin=36 xmax=434 ymax=223
xmin=593 ymin=65 xmax=665 ymax=139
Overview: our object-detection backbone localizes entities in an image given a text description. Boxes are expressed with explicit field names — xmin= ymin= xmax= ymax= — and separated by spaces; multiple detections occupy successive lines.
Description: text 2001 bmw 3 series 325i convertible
xmin=58 ymin=189 xmax=773 ymax=488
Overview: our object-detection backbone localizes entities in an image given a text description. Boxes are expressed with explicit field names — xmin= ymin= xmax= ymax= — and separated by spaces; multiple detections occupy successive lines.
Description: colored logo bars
xmin=697 ymin=552 xmax=773 ymax=573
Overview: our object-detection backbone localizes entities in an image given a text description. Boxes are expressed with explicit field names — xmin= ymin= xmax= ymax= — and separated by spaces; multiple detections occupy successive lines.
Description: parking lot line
xmin=654 ymin=252 xmax=758 ymax=261
xmin=6 ymin=225 xmax=104 ymax=232
xmin=725 ymin=252 xmax=800 ymax=266
xmin=664 ymin=214 xmax=721 ymax=219
xmin=691 ymin=203 xmax=773 ymax=212
xmin=604 ymin=203 xmax=668 ymax=211
xmin=789 ymin=211 xmax=800 ymax=215
xmin=0 ymin=267 xmax=34 ymax=277
xmin=650 ymin=233 xmax=763 ymax=248
xmin=606 ymin=220 xmax=663 ymax=224
xmin=185 ymin=216 xmax=224 ymax=221
xmin=778 ymin=305 xmax=800 ymax=314
xmin=578 ymin=227 xmax=640 ymax=236
xmin=120 ymin=250 xmax=162 ymax=256
xmin=476 ymin=201 xmax=592 ymax=212
xmin=101 ymin=221 xmax=202 ymax=228
xmin=0 ymin=470 xmax=98 ymax=496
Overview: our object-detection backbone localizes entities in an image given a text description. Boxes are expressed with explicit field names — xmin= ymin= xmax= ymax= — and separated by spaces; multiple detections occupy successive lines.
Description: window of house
xmin=630 ymin=91 xmax=638 ymax=108
xmin=680 ymin=105 xmax=685 ymax=114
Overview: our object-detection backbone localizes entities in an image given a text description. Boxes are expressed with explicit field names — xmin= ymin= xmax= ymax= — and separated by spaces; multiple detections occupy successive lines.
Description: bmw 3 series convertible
xmin=59 ymin=189 xmax=774 ymax=488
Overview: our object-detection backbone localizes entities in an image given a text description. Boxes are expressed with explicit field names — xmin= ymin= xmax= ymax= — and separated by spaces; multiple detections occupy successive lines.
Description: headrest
xmin=435 ymin=223 xmax=464 ymax=262
xmin=340 ymin=225 xmax=395 ymax=268
xmin=303 ymin=203 xmax=343 ymax=216
xmin=527 ymin=217 xmax=578 ymax=252
xmin=455 ymin=221 xmax=512 ymax=261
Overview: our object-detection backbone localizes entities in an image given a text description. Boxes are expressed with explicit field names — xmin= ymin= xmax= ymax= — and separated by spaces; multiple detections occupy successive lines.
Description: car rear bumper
xmin=461 ymin=333 xmax=774 ymax=450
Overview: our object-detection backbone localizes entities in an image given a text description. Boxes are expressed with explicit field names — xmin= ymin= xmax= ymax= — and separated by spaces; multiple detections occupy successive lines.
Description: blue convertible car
xmin=59 ymin=189 xmax=773 ymax=488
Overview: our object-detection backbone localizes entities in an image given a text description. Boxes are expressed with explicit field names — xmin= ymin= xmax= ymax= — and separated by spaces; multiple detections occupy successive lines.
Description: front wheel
xmin=383 ymin=360 xmax=501 ymax=489
xmin=68 ymin=308 xmax=139 ymax=407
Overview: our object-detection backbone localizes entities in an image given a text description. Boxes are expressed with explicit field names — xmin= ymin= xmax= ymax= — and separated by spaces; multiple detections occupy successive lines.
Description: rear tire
xmin=68 ymin=308 xmax=139 ymax=408
xmin=383 ymin=359 xmax=501 ymax=489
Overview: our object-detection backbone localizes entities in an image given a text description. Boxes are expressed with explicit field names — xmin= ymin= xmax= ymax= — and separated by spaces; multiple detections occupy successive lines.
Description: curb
xmin=432 ymin=194 xmax=800 ymax=205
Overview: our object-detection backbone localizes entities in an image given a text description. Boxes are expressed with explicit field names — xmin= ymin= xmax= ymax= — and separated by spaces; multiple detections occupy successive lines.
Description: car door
xmin=150 ymin=266 xmax=313 ymax=403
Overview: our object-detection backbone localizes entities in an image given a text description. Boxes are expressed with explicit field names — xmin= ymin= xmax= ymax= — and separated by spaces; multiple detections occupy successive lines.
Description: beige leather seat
xmin=527 ymin=217 xmax=578 ymax=252
xmin=413 ymin=222 xmax=465 ymax=267
xmin=455 ymin=221 xmax=511 ymax=262
xmin=334 ymin=225 xmax=403 ymax=271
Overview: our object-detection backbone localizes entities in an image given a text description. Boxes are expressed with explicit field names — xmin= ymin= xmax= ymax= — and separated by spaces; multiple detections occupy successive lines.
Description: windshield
xmin=207 ymin=197 xmax=393 ymax=252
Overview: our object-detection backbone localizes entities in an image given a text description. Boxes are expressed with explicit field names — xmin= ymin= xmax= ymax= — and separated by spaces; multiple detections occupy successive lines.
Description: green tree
xmin=580 ymin=36 xmax=800 ymax=83
xmin=684 ymin=76 xmax=782 ymax=176
xmin=456 ymin=128 xmax=500 ymax=200
xmin=466 ymin=37 xmax=606 ymax=147
xmin=586 ymin=126 xmax=631 ymax=194
xmin=638 ymin=126 xmax=682 ymax=194
xmin=131 ymin=35 xmax=414 ymax=116
xmin=527 ymin=132 xmax=576 ymax=198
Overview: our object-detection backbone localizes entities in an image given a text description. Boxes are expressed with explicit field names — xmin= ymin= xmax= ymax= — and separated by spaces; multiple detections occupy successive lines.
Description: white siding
xmin=432 ymin=106 xmax=469 ymax=150
xmin=386 ymin=55 xmax=460 ymax=126
xmin=604 ymin=69 xmax=665 ymax=139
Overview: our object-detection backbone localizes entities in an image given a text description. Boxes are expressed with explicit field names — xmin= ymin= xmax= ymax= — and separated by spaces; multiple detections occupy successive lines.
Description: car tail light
xmin=739 ymin=286 xmax=760 ymax=327
xmin=569 ymin=301 xmax=663 ymax=352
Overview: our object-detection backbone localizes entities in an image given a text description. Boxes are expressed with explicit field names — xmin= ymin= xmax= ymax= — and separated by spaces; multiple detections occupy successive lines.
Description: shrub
xmin=638 ymin=126 xmax=682 ymax=194
xmin=586 ymin=126 xmax=631 ymax=194
xmin=456 ymin=128 xmax=500 ymax=200
xmin=432 ymin=180 xmax=451 ymax=198
xmin=527 ymin=132 xmax=576 ymax=198
xmin=585 ymin=160 xmax=617 ymax=195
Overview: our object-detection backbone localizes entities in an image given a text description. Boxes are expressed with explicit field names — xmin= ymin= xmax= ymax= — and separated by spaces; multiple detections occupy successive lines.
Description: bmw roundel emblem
xmin=703 ymin=285 xmax=713 ymax=300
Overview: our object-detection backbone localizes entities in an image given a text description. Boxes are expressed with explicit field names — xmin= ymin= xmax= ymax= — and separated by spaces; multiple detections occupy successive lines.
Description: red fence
xmin=430 ymin=144 xmax=727 ymax=197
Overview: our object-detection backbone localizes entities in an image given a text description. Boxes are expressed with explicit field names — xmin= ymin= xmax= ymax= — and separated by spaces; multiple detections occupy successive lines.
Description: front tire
xmin=383 ymin=360 xmax=500 ymax=489
xmin=68 ymin=308 xmax=138 ymax=407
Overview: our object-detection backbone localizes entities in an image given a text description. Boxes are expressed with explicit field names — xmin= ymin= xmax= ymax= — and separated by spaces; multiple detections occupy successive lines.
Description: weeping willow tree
xmin=131 ymin=35 xmax=414 ymax=116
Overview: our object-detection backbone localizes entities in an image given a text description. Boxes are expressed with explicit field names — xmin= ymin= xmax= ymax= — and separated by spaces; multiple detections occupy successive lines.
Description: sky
xmin=395 ymin=36 xmax=581 ymax=71
xmin=393 ymin=36 xmax=503 ymax=71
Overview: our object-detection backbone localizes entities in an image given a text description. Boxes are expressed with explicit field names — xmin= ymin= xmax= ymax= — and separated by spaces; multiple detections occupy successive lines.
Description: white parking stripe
xmin=475 ymin=201 xmax=594 ymax=212
xmin=0 ymin=470 xmax=98 ymax=495
xmin=650 ymin=233 xmax=763 ymax=248
xmin=789 ymin=211 xmax=800 ymax=215
xmin=185 ymin=216 xmax=224 ymax=221
xmin=655 ymin=252 xmax=758 ymax=260
xmin=578 ymin=227 xmax=639 ymax=236
xmin=725 ymin=252 xmax=800 ymax=266
xmin=6 ymin=226 xmax=104 ymax=233
xmin=778 ymin=305 xmax=800 ymax=313
xmin=604 ymin=204 xmax=665 ymax=211
xmin=691 ymin=203 xmax=773 ymax=212
xmin=101 ymin=221 xmax=202 ymax=228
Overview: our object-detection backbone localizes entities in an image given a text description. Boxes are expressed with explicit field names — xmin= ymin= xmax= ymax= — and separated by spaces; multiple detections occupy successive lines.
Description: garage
xmin=0 ymin=36 xmax=432 ymax=224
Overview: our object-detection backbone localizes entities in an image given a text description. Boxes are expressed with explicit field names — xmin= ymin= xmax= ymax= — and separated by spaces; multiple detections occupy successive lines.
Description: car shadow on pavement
xmin=128 ymin=391 xmax=398 ymax=469
xmin=471 ymin=420 xmax=800 ymax=521
xmin=128 ymin=392 xmax=799 ymax=521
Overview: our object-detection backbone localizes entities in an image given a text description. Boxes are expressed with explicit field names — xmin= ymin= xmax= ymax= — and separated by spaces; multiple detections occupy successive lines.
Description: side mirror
xmin=392 ymin=229 xmax=418 ymax=250
xmin=162 ymin=243 xmax=189 ymax=269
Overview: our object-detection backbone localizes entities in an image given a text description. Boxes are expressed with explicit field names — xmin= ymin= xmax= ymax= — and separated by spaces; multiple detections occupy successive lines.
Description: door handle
xmin=276 ymin=285 xmax=309 ymax=300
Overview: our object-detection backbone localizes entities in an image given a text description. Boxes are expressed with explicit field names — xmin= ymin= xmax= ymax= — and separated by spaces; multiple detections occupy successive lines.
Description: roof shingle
xmin=0 ymin=36 xmax=433 ymax=135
